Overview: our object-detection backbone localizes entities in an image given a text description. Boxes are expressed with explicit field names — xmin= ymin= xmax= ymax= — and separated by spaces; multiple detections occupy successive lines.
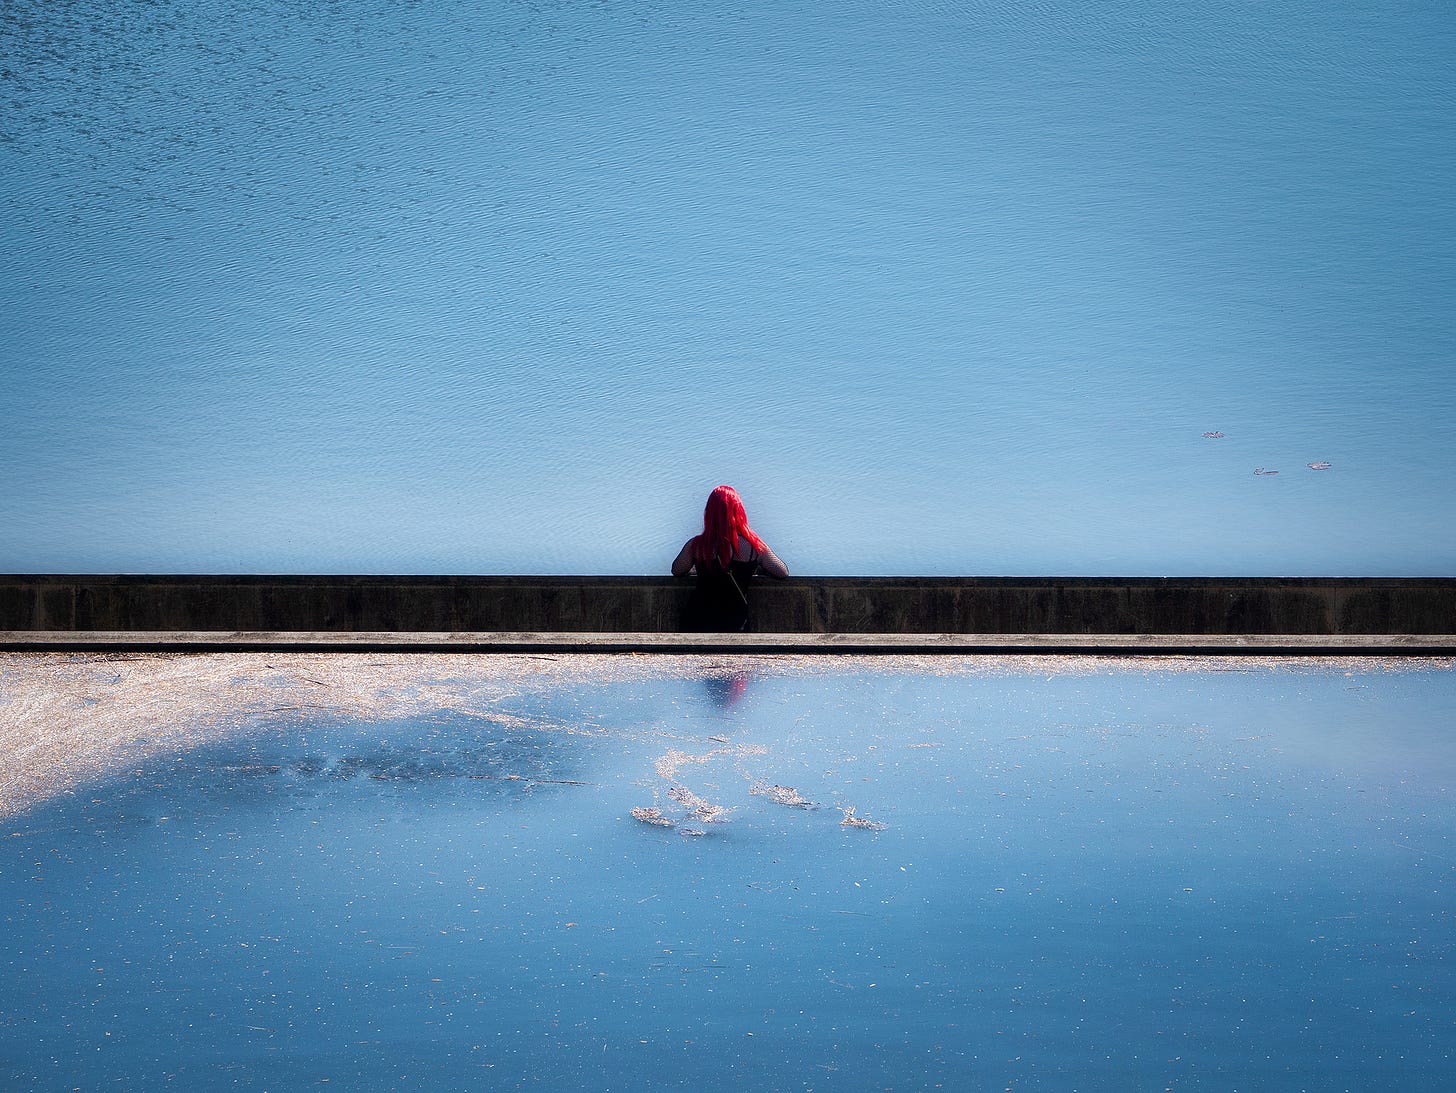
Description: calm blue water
xmin=2 ymin=662 xmax=1454 ymax=1089
xmin=3 ymin=1 xmax=1454 ymax=575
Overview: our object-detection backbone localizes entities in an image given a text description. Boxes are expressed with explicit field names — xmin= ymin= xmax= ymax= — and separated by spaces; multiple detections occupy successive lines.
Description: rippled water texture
xmin=3 ymin=1 xmax=1454 ymax=574
xmin=2 ymin=654 xmax=1454 ymax=1089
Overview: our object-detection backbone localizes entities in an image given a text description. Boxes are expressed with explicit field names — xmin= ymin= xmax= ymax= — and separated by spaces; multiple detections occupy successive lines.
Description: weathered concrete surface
xmin=4 ymin=630 xmax=1456 ymax=654
xmin=1 ymin=576 xmax=1453 ymax=641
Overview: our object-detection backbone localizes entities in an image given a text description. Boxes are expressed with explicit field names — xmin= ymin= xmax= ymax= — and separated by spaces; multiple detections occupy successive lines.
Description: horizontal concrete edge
xmin=4 ymin=632 xmax=1455 ymax=655
xmin=6 ymin=575 xmax=1455 ymax=636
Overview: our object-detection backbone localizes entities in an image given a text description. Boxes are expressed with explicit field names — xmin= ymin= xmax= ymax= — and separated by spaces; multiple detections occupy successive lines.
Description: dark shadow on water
xmin=22 ymin=708 xmax=604 ymax=834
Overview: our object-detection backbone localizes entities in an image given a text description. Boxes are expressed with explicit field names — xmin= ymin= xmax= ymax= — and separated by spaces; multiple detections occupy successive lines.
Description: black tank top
xmin=685 ymin=555 xmax=759 ymax=632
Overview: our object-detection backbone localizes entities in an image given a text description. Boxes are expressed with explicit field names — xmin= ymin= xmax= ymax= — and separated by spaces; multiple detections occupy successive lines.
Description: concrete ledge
xmin=3 ymin=575 xmax=1454 ymax=638
xmin=4 ymin=632 xmax=1455 ymax=655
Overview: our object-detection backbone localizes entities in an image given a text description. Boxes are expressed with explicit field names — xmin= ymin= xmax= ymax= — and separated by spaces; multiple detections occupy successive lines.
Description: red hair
xmin=692 ymin=485 xmax=767 ymax=568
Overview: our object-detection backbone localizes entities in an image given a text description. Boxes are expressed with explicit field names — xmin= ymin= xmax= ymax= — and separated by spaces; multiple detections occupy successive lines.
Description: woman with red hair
xmin=672 ymin=485 xmax=789 ymax=631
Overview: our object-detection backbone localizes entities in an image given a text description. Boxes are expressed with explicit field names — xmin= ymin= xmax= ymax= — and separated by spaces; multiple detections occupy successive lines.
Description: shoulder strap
xmin=725 ymin=565 xmax=749 ymax=605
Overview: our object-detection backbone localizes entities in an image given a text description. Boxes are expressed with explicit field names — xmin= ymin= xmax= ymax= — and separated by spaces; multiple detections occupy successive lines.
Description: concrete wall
xmin=2 ymin=575 xmax=1453 ymax=635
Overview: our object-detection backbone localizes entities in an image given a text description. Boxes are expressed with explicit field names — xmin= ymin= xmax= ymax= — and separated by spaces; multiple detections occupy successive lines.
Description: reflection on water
xmin=3 ymin=1 xmax=1455 ymax=575
xmin=2 ymin=660 xmax=1454 ymax=1090
xmin=699 ymin=670 xmax=751 ymax=709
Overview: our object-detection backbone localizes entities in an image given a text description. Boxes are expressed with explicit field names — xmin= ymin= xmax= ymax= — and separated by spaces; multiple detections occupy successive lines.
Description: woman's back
xmin=673 ymin=488 xmax=788 ymax=631
xmin=682 ymin=544 xmax=765 ymax=632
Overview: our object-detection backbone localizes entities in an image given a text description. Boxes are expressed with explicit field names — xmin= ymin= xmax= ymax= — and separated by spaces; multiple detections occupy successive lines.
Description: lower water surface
xmin=2 ymin=659 xmax=1453 ymax=1089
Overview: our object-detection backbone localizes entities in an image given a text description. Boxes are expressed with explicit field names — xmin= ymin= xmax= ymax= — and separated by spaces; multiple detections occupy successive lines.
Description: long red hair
xmin=692 ymin=485 xmax=767 ymax=568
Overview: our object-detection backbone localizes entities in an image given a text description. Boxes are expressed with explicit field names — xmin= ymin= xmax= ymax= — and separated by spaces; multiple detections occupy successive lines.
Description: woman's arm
xmin=756 ymin=544 xmax=789 ymax=579
xmin=671 ymin=539 xmax=697 ymax=577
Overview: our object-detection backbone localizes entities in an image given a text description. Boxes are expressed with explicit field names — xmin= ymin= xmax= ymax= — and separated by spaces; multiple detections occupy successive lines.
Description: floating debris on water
xmin=667 ymin=785 xmax=732 ymax=823
xmin=1253 ymin=467 xmax=1279 ymax=475
xmin=630 ymin=807 xmax=674 ymax=827
xmin=667 ymin=785 xmax=705 ymax=808
xmin=1307 ymin=461 xmax=1332 ymax=470
xmin=653 ymin=741 xmax=765 ymax=782
xmin=654 ymin=748 xmax=709 ymax=780
xmin=751 ymin=783 xmax=814 ymax=808
xmin=840 ymin=807 xmax=885 ymax=831
xmin=1201 ymin=431 xmax=1225 ymax=439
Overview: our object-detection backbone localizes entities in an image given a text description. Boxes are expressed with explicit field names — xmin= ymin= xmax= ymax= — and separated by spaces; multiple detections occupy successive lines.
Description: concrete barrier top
xmin=1 ymin=575 xmax=1453 ymax=651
